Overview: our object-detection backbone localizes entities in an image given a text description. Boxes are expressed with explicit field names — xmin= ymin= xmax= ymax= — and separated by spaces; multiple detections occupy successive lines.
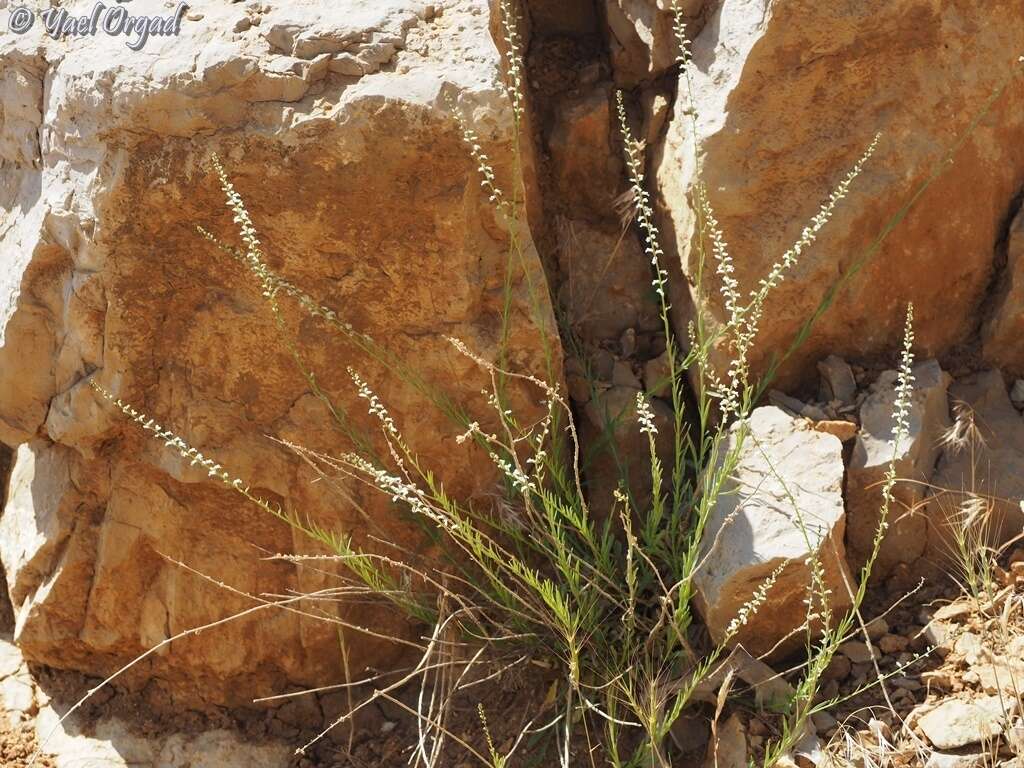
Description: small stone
xmin=878 ymin=634 xmax=909 ymax=654
xmin=917 ymin=696 xmax=1013 ymax=749
xmin=925 ymin=751 xmax=987 ymax=768
xmin=1011 ymin=379 xmax=1024 ymax=409
xmin=811 ymin=419 xmax=858 ymax=442
xmin=811 ymin=711 xmax=837 ymax=733
xmin=892 ymin=676 xmax=923 ymax=691
xmin=934 ymin=602 xmax=974 ymax=622
xmin=822 ymin=654 xmax=851 ymax=681
xmin=818 ymin=355 xmax=857 ymax=404
xmin=865 ymin=617 xmax=889 ymax=640
xmin=768 ymin=390 xmax=828 ymax=420
xmin=643 ymin=352 xmax=672 ymax=399
xmin=839 ymin=640 xmax=879 ymax=665
xmin=974 ymin=661 xmax=1024 ymax=695
xmin=921 ymin=670 xmax=956 ymax=692
xmin=619 ymin=328 xmax=637 ymax=358
xmin=918 ymin=620 xmax=954 ymax=654
xmin=954 ymin=631 xmax=984 ymax=660
xmin=702 ymin=713 xmax=746 ymax=768
xmin=0 ymin=676 xmax=34 ymax=715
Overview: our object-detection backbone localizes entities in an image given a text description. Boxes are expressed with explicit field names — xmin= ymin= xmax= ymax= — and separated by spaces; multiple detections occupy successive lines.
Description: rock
xmin=668 ymin=712 xmax=710 ymax=756
xmin=0 ymin=638 xmax=25 ymax=679
xmin=818 ymin=356 xmax=857 ymax=405
xmin=35 ymin=703 xmax=295 ymax=768
xmin=1012 ymin=379 xmax=1024 ymax=410
xmin=605 ymin=0 xmax=703 ymax=87
xmin=923 ymin=370 xmax=1024 ymax=568
xmin=0 ymin=0 xmax=559 ymax=706
xmin=581 ymin=386 xmax=675 ymax=517
xmin=695 ymin=407 xmax=854 ymax=657
xmin=845 ymin=360 xmax=951 ymax=577
xmin=612 ymin=360 xmax=642 ymax=389
xmin=555 ymin=219 xmax=663 ymax=344
xmin=864 ymin=616 xmax=888 ymax=640
xmin=811 ymin=420 xmax=858 ymax=443
xmin=953 ymin=632 xmax=984 ymax=664
xmin=768 ymin=390 xmax=828 ymax=421
xmin=974 ymin=660 xmax=1024 ymax=696
xmin=810 ymin=711 xmax=837 ymax=734
xmin=643 ymin=352 xmax=673 ymax=399
xmin=985 ymin=208 xmax=1024 ymax=376
xmin=925 ymin=751 xmax=987 ymax=768
xmin=878 ymin=634 xmax=909 ymax=655
xmin=821 ymin=654 xmax=851 ymax=682
xmin=703 ymin=713 xmax=746 ymax=768
xmin=654 ymin=0 xmax=1024 ymax=391
xmin=916 ymin=696 xmax=1013 ymax=750
xmin=838 ymin=641 xmax=879 ymax=665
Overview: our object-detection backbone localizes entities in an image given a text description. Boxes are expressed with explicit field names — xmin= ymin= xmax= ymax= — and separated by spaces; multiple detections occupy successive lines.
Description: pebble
xmin=822 ymin=655 xmax=851 ymax=681
xmin=838 ymin=640 xmax=879 ymax=664
xmin=811 ymin=711 xmax=837 ymax=733
xmin=878 ymin=633 xmax=910 ymax=654
xmin=865 ymin=617 xmax=889 ymax=640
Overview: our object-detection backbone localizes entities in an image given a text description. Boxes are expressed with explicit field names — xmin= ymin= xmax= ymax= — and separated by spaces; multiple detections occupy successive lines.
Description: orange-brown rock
xmin=0 ymin=0 xmax=558 ymax=706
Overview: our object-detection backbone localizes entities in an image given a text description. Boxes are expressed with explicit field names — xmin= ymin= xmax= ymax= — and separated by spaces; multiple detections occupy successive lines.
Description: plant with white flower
xmin=615 ymin=91 xmax=670 ymax=304
xmin=706 ymin=134 xmax=881 ymax=418
xmin=722 ymin=561 xmax=787 ymax=642
xmin=498 ymin=0 xmax=525 ymax=123
xmin=349 ymin=367 xmax=398 ymax=437
xmin=635 ymin=392 xmax=659 ymax=437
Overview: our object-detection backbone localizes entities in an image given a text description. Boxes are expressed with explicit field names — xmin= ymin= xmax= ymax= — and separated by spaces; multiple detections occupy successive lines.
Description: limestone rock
xmin=916 ymin=696 xmax=1013 ymax=750
xmin=925 ymin=751 xmax=987 ymax=768
xmin=845 ymin=360 xmax=951 ymax=576
xmin=922 ymin=370 xmax=1024 ymax=568
xmin=695 ymin=406 xmax=854 ymax=657
xmin=654 ymin=0 xmax=1024 ymax=391
xmin=36 ymin=705 xmax=293 ymax=768
xmin=985 ymin=206 xmax=1024 ymax=375
xmin=0 ymin=0 xmax=559 ymax=706
xmin=554 ymin=224 xmax=662 ymax=347
xmin=605 ymin=0 xmax=704 ymax=87
xmin=818 ymin=355 xmax=857 ymax=405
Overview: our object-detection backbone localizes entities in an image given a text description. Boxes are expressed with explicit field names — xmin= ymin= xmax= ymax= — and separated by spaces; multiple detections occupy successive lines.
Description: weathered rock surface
xmin=655 ymin=0 xmax=1024 ymax=390
xmin=917 ymin=696 xmax=1013 ymax=750
xmin=695 ymin=406 xmax=854 ymax=657
xmin=984 ymin=204 xmax=1024 ymax=374
xmin=845 ymin=360 xmax=951 ymax=576
xmin=921 ymin=370 xmax=1024 ymax=568
xmin=0 ymin=0 xmax=558 ymax=706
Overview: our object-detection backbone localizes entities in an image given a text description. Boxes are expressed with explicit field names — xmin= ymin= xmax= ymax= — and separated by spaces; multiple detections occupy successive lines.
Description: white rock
xmin=925 ymin=752 xmax=986 ymax=768
xmin=917 ymin=696 xmax=1014 ymax=750
xmin=695 ymin=406 xmax=854 ymax=657
xmin=924 ymin=370 xmax=1024 ymax=568
xmin=1011 ymin=378 xmax=1024 ymax=409
xmin=845 ymin=360 xmax=950 ymax=576
xmin=35 ymin=705 xmax=294 ymax=768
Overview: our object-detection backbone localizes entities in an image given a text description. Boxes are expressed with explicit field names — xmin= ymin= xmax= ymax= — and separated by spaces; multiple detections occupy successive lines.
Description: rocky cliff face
xmin=0 ymin=0 xmax=557 ymax=706
xmin=1 ymin=0 xmax=1023 ymax=714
